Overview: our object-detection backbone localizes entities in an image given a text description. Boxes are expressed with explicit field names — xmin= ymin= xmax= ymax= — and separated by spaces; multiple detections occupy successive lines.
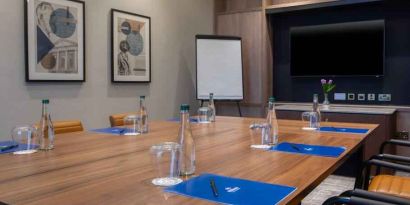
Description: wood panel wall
xmin=214 ymin=0 xmax=335 ymax=117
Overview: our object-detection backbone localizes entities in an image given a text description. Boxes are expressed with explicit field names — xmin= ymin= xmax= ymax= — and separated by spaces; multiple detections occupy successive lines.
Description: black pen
xmin=210 ymin=179 xmax=219 ymax=197
xmin=0 ymin=144 xmax=18 ymax=152
xmin=290 ymin=144 xmax=301 ymax=152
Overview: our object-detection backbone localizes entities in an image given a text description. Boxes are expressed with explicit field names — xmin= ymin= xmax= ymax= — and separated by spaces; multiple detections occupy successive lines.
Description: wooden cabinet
xmin=276 ymin=110 xmax=397 ymax=160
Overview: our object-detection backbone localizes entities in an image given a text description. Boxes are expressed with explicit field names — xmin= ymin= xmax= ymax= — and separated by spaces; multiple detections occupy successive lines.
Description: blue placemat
xmin=270 ymin=142 xmax=346 ymax=158
xmin=91 ymin=127 xmax=132 ymax=135
xmin=165 ymin=173 xmax=296 ymax=205
xmin=0 ymin=141 xmax=38 ymax=154
xmin=319 ymin=126 xmax=369 ymax=134
xmin=167 ymin=117 xmax=199 ymax=123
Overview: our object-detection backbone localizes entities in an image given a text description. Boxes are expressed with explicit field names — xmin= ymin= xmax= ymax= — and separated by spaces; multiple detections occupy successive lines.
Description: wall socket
xmin=358 ymin=94 xmax=365 ymax=101
xmin=378 ymin=94 xmax=391 ymax=102
xmin=368 ymin=94 xmax=376 ymax=101
xmin=395 ymin=131 xmax=409 ymax=140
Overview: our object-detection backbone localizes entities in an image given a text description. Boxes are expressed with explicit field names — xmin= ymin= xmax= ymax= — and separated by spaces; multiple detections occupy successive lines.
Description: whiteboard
xmin=196 ymin=35 xmax=244 ymax=100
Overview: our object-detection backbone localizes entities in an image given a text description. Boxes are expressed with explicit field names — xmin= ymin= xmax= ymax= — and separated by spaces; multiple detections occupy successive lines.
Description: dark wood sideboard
xmin=276 ymin=105 xmax=397 ymax=160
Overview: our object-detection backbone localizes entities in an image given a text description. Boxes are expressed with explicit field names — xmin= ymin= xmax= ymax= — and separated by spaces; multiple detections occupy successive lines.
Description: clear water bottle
xmin=39 ymin=99 xmax=55 ymax=150
xmin=266 ymin=97 xmax=279 ymax=145
xmin=139 ymin=96 xmax=148 ymax=133
xmin=208 ymin=93 xmax=216 ymax=122
xmin=313 ymin=94 xmax=321 ymax=127
xmin=177 ymin=104 xmax=196 ymax=176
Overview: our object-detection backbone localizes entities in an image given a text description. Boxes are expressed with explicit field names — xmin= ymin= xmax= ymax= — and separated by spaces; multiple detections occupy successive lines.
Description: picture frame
xmin=25 ymin=0 xmax=85 ymax=82
xmin=111 ymin=9 xmax=151 ymax=83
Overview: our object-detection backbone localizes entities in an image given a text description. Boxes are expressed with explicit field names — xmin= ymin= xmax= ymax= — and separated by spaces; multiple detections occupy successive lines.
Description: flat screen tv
xmin=290 ymin=20 xmax=385 ymax=77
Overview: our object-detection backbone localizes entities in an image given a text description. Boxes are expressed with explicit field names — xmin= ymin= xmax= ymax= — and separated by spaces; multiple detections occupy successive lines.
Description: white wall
xmin=0 ymin=0 xmax=214 ymax=140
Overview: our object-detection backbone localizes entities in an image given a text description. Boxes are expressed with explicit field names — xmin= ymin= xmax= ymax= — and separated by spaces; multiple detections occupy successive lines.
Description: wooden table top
xmin=0 ymin=116 xmax=378 ymax=205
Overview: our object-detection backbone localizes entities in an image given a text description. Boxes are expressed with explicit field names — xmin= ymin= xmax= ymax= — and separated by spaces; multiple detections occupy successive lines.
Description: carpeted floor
xmin=302 ymin=175 xmax=355 ymax=205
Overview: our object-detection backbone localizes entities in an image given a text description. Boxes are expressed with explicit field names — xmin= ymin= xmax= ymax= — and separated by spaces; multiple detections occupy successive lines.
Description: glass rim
xmin=150 ymin=142 xmax=181 ymax=152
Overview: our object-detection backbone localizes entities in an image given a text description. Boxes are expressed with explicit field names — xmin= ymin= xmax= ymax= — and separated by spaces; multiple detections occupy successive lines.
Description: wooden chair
xmin=356 ymin=139 xmax=410 ymax=199
xmin=53 ymin=120 xmax=84 ymax=134
xmin=35 ymin=120 xmax=84 ymax=134
xmin=109 ymin=113 xmax=136 ymax=127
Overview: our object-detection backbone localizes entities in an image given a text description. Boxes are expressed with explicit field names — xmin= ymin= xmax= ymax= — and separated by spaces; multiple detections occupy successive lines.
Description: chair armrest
xmin=366 ymin=159 xmax=410 ymax=172
xmin=373 ymin=154 xmax=410 ymax=164
xmin=341 ymin=189 xmax=410 ymax=205
xmin=322 ymin=195 xmax=397 ymax=205
xmin=380 ymin=139 xmax=410 ymax=154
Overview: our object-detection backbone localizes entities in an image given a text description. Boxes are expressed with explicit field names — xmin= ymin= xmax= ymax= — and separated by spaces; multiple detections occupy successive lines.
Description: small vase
xmin=323 ymin=93 xmax=330 ymax=110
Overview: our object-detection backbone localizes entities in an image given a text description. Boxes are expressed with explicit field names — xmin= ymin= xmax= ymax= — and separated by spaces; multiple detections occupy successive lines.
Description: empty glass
xmin=123 ymin=115 xmax=141 ymax=136
xmin=197 ymin=107 xmax=212 ymax=123
xmin=150 ymin=142 xmax=183 ymax=186
xmin=249 ymin=123 xmax=272 ymax=149
xmin=11 ymin=125 xmax=39 ymax=155
xmin=302 ymin=111 xmax=320 ymax=130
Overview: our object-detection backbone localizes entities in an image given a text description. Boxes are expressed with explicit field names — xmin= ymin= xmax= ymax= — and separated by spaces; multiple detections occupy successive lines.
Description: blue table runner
xmin=0 ymin=141 xmax=38 ymax=154
xmin=167 ymin=117 xmax=199 ymax=123
xmin=319 ymin=126 xmax=369 ymax=134
xmin=165 ymin=173 xmax=296 ymax=205
xmin=270 ymin=142 xmax=346 ymax=158
xmin=91 ymin=127 xmax=133 ymax=135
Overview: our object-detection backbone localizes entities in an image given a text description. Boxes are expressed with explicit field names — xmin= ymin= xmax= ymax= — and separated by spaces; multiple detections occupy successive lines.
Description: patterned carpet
xmin=302 ymin=175 xmax=355 ymax=205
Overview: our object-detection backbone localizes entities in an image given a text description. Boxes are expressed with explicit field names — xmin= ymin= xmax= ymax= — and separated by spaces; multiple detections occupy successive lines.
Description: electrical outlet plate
xmin=358 ymin=94 xmax=365 ymax=101
xmin=348 ymin=93 xmax=355 ymax=101
xmin=378 ymin=94 xmax=392 ymax=102
xmin=368 ymin=94 xmax=375 ymax=101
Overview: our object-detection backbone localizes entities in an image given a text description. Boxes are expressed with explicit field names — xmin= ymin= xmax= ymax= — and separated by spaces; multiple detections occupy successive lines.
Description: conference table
xmin=0 ymin=116 xmax=377 ymax=205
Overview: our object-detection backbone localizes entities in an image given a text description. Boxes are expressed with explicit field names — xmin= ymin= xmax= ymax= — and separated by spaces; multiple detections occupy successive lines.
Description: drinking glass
xmin=197 ymin=107 xmax=211 ymax=123
xmin=150 ymin=142 xmax=183 ymax=186
xmin=11 ymin=125 xmax=39 ymax=155
xmin=301 ymin=111 xmax=320 ymax=130
xmin=249 ymin=123 xmax=272 ymax=149
xmin=123 ymin=115 xmax=141 ymax=136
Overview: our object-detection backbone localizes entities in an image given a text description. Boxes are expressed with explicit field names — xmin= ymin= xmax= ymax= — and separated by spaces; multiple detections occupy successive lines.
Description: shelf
xmin=265 ymin=0 xmax=383 ymax=14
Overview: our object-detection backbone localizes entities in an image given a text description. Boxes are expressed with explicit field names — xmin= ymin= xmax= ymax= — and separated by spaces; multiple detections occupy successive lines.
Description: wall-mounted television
xmin=290 ymin=20 xmax=385 ymax=77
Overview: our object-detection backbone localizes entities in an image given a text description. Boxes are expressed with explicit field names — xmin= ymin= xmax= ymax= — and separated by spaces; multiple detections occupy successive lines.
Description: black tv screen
xmin=290 ymin=20 xmax=385 ymax=77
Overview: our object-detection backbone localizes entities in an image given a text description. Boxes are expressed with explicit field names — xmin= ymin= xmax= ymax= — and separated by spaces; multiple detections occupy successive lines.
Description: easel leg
xmin=236 ymin=101 xmax=242 ymax=117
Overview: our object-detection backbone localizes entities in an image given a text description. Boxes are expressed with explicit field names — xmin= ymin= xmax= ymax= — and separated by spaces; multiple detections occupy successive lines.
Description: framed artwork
xmin=111 ymin=9 xmax=151 ymax=83
xmin=25 ymin=0 xmax=85 ymax=82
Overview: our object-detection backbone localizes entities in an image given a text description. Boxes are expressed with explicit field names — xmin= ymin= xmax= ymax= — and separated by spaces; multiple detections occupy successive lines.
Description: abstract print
xmin=117 ymin=17 xmax=146 ymax=76
xmin=35 ymin=0 xmax=79 ymax=74
xmin=112 ymin=10 xmax=150 ymax=82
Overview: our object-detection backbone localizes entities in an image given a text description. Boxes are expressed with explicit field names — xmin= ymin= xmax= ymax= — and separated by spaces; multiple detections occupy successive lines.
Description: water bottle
xmin=312 ymin=94 xmax=321 ymax=127
xmin=139 ymin=96 xmax=148 ymax=133
xmin=266 ymin=97 xmax=279 ymax=145
xmin=39 ymin=99 xmax=55 ymax=150
xmin=177 ymin=104 xmax=196 ymax=176
xmin=208 ymin=93 xmax=216 ymax=122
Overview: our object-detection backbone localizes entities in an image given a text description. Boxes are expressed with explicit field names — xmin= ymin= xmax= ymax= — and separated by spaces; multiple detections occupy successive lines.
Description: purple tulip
xmin=328 ymin=80 xmax=333 ymax=84
xmin=321 ymin=79 xmax=326 ymax=84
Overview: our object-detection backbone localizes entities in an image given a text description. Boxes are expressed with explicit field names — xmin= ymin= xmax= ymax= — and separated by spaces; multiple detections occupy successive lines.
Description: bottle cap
xmin=42 ymin=99 xmax=49 ymax=104
xmin=140 ymin=96 xmax=145 ymax=99
xmin=180 ymin=104 xmax=190 ymax=111
xmin=268 ymin=97 xmax=275 ymax=103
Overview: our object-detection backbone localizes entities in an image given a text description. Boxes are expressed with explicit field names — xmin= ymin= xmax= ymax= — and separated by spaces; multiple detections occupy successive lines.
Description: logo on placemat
xmin=225 ymin=187 xmax=240 ymax=193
